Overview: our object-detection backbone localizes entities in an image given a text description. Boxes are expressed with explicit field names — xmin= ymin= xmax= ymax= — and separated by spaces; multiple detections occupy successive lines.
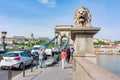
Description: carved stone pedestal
xmin=71 ymin=27 xmax=100 ymax=63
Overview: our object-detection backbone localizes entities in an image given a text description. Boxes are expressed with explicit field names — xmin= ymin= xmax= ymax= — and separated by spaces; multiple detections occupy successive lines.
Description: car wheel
xmin=19 ymin=63 xmax=24 ymax=70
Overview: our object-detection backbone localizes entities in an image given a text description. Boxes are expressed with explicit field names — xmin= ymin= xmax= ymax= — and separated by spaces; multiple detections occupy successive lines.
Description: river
xmin=97 ymin=55 xmax=120 ymax=76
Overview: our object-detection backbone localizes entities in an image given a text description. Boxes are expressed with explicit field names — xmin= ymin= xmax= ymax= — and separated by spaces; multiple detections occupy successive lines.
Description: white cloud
xmin=39 ymin=0 xmax=48 ymax=4
xmin=37 ymin=0 xmax=56 ymax=7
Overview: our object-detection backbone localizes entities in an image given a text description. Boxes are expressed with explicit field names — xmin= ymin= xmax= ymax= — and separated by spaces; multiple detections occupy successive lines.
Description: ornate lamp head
xmin=1 ymin=31 xmax=7 ymax=38
xmin=55 ymin=32 xmax=59 ymax=38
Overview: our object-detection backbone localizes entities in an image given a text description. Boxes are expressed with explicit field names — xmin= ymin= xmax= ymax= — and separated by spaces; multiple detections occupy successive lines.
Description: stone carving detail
xmin=74 ymin=7 xmax=91 ymax=27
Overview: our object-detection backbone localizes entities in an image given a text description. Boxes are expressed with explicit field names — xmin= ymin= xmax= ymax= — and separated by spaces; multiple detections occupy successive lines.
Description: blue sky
xmin=0 ymin=0 xmax=120 ymax=41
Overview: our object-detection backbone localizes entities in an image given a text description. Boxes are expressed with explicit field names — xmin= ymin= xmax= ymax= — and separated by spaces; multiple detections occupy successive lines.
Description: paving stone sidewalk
xmin=12 ymin=62 xmax=76 ymax=80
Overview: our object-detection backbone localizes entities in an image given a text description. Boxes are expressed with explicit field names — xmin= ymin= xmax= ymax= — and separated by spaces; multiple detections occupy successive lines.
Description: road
xmin=0 ymin=68 xmax=22 ymax=80
xmin=0 ymin=60 xmax=37 ymax=80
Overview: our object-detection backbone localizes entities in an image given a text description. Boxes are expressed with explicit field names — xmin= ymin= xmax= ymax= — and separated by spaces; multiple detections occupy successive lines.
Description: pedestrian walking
xmin=38 ymin=49 xmax=45 ymax=68
xmin=66 ymin=48 xmax=70 ymax=63
xmin=61 ymin=49 xmax=67 ymax=69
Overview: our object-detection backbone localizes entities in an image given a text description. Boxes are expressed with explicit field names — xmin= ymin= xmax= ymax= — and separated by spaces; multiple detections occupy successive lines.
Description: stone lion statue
xmin=74 ymin=7 xmax=91 ymax=27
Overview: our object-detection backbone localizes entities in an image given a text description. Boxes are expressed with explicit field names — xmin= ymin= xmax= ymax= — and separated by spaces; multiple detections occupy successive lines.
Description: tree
xmin=119 ymin=50 xmax=120 ymax=53
xmin=93 ymin=41 xmax=109 ymax=45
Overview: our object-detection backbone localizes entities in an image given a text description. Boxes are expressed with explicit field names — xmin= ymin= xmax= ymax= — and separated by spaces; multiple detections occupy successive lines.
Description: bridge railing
xmin=73 ymin=56 xmax=120 ymax=80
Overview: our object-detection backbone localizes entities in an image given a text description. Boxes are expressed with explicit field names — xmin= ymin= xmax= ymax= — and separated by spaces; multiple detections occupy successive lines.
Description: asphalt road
xmin=0 ymin=60 xmax=38 ymax=80
xmin=0 ymin=68 xmax=22 ymax=80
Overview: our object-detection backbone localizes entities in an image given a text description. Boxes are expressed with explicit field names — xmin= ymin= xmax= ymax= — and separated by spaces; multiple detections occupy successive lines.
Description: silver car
xmin=0 ymin=51 xmax=33 ymax=70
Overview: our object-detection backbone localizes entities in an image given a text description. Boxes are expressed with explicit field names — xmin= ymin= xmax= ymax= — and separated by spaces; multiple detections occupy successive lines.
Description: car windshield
xmin=32 ymin=47 xmax=40 ymax=50
xmin=4 ymin=53 xmax=19 ymax=57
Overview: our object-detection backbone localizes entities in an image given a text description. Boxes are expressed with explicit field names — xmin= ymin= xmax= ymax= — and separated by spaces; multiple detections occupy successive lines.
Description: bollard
xmin=31 ymin=61 xmax=33 ymax=72
xmin=8 ymin=66 xmax=12 ymax=80
xmin=36 ymin=59 xmax=38 ymax=69
xmin=23 ymin=63 xmax=25 ymax=77
xmin=73 ymin=58 xmax=76 ymax=71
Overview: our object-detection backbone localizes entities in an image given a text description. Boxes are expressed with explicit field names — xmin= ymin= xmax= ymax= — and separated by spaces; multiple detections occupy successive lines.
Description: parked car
xmin=31 ymin=51 xmax=39 ymax=60
xmin=0 ymin=54 xmax=2 ymax=62
xmin=31 ymin=45 xmax=46 ymax=60
xmin=0 ymin=50 xmax=5 ymax=61
xmin=0 ymin=51 xmax=33 ymax=70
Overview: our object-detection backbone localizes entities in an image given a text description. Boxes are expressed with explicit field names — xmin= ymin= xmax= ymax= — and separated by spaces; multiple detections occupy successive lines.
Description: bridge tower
xmin=54 ymin=25 xmax=74 ymax=49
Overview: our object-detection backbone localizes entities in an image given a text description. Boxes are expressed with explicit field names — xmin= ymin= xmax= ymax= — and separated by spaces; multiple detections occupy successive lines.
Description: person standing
xmin=61 ymin=49 xmax=67 ymax=69
xmin=38 ymin=49 xmax=44 ymax=68
xmin=70 ymin=48 xmax=74 ymax=62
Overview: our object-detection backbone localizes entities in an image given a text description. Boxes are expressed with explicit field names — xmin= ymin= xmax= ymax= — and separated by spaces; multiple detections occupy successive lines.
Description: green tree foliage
xmin=119 ymin=50 xmax=120 ymax=53
xmin=46 ymin=42 xmax=54 ymax=48
xmin=10 ymin=40 xmax=46 ymax=51
xmin=94 ymin=41 xmax=109 ymax=45
xmin=114 ymin=41 xmax=120 ymax=45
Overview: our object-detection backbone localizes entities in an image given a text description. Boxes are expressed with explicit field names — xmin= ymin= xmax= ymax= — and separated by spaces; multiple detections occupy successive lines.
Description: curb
xmin=12 ymin=67 xmax=42 ymax=80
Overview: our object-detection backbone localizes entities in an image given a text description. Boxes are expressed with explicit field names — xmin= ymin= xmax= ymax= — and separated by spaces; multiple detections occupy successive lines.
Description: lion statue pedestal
xmin=71 ymin=7 xmax=100 ymax=63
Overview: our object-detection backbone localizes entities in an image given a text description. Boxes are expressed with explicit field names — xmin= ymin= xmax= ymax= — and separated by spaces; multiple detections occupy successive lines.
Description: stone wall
xmin=73 ymin=57 xmax=120 ymax=80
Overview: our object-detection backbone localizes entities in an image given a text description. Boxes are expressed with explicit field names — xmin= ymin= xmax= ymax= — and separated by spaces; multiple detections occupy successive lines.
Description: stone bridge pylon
xmin=54 ymin=7 xmax=100 ymax=63
xmin=54 ymin=25 xmax=74 ymax=49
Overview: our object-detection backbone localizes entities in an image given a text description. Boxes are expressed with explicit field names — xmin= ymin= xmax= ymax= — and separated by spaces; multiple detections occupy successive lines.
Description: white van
xmin=31 ymin=45 xmax=41 ymax=53
xmin=31 ymin=45 xmax=46 ymax=53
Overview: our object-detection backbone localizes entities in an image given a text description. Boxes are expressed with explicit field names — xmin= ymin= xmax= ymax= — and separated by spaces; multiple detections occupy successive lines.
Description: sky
xmin=0 ymin=0 xmax=120 ymax=41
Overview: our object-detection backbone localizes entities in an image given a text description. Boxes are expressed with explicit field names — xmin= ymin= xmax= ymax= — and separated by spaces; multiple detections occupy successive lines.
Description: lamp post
xmin=1 ymin=31 xmax=7 ymax=52
xmin=55 ymin=32 xmax=59 ymax=48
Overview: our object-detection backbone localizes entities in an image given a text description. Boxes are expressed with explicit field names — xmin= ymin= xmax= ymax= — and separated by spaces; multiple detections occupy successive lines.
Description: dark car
xmin=31 ymin=51 xmax=39 ymax=60
xmin=0 ymin=50 xmax=4 ymax=61
xmin=0 ymin=54 xmax=2 ymax=61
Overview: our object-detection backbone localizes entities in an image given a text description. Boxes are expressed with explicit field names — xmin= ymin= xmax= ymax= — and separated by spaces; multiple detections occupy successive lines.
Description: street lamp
xmin=55 ymin=32 xmax=59 ymax=38
xmin=1 ymin=31 xmax=7 ymax=52
xmin=55 ymin=32 xmax=59 ymax=48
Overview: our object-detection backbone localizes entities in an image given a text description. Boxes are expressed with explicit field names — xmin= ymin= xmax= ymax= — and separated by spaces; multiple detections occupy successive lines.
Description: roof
xmin=6 ymin=51 xmax=25 ymax=53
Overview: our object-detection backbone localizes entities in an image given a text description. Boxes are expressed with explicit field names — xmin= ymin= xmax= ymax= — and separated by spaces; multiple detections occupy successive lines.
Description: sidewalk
xmin=12 ymin=62 xmax=76 ymax=80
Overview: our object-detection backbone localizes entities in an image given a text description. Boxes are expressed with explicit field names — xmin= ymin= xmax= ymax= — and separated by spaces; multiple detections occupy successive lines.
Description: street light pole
xmin=1 ymin=31 xmax=7 ymax=52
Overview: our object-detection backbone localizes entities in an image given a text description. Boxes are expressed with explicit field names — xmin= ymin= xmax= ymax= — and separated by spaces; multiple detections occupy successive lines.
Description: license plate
xmin=5 ymin=59 xmax=12 ymax=62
